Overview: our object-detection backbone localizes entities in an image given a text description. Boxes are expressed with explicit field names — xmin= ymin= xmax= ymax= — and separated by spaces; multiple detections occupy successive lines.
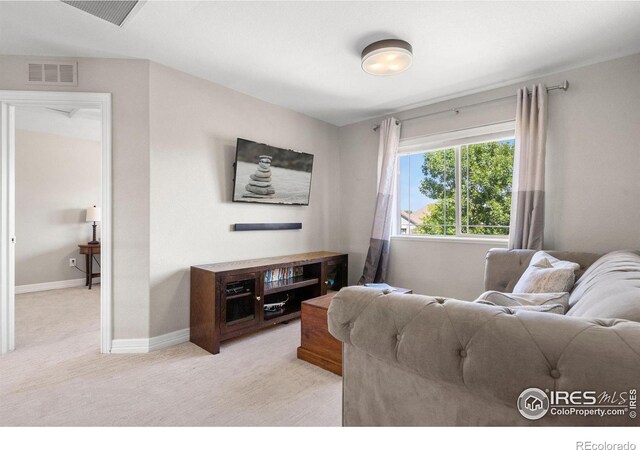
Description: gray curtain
xmin=359 ymin=117 xmax=401 ymax=284
xmin=509 ymin=84 xmax=548 ymax=250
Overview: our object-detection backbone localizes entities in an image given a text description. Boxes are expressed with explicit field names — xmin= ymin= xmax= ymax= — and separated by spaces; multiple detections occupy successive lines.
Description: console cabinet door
xmin=322 ymin=256 xmax=348 ymax=294
xmin=219 ymin=272 xmax=262 ymax=336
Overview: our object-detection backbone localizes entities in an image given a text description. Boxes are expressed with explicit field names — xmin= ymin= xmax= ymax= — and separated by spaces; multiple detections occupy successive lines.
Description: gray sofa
xmin=327 ymin=249 xmax=640 ymax=426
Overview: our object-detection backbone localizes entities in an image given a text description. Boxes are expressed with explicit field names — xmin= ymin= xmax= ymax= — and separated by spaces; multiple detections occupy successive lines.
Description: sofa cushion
xmin=567 ymin=250 xmax=640 ymax=322
xmin=476 ymin=291 xmax=570 ymax=313
xmin=513 ymin=251 xmax=580 ymax=293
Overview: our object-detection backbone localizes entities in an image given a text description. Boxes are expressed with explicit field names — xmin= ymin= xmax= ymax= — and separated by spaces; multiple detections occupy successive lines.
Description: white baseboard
xmin=110 ymin=328 xmax=190 ymax=354
xmin=149 ymin=328 xmax=191 ymax=352
xmin=15 ymin=278 xmax=99 ymax=294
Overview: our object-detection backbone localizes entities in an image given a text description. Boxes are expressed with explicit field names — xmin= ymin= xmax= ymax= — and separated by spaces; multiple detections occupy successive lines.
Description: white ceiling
xmin=16 ymin=107 xmax=102 ymax=142
xmin=2 ymin=1 xmax=640 ymax=126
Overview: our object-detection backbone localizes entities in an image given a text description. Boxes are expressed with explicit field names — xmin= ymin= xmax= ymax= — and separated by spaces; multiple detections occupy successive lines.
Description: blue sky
xmin=399 ymin=153 xmax=433 ymax=212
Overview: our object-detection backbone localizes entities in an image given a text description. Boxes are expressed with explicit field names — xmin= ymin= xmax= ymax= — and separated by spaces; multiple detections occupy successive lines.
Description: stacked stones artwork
xmin=244 ymin=155 xmax=276 ymax=198
xmin=233 ymin=138 xmax=314 ymax=205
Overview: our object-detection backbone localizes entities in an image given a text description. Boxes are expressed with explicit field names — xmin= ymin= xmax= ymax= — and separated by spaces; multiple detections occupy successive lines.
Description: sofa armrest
xmin=328 ymin=286 xmax=640 ymax=407
xmin=484 ymin=248 xmax=601 ymax=292
xmin=484 ymin=249 xmax=535 ymax=292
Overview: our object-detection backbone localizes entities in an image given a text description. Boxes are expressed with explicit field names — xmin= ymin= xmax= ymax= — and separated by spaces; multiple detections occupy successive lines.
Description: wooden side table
xmin=297 ymin=286 xmax=412 ymax=375
xmin=297 ymin=293 xmax=343 ymax=375
xmin=78 ymin=243 xmax=100 ymax=289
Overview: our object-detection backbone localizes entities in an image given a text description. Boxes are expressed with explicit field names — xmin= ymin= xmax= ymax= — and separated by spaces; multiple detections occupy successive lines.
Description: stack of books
xmin=264 ymin=266 xmax=303 ymax=283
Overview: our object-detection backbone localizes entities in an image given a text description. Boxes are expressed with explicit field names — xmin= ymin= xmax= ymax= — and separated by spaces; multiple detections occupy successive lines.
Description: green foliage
xmin=417 ymin=141 xmax=514 ymax=236
xmin=416 ymin=148 xmax=456 ymax=235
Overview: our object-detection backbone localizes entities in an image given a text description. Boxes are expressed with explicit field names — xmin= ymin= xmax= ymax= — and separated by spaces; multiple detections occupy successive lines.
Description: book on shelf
xmin=264 ymin=266 xmax=304 ymax=283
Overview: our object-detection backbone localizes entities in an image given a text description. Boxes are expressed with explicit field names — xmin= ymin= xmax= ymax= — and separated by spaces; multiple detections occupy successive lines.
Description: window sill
xmin=391 ymin=235 xmax=509 ymax=246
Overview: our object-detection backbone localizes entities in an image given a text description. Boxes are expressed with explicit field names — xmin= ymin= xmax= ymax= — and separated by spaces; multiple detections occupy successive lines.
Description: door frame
xmin=0 ymin=90 xmax=112 ymax=354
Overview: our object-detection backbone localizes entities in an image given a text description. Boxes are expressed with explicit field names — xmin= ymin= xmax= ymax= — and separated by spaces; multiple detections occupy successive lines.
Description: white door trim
xmin=0 ymin=90 xmax=113 ymax=354
xmin=0 ymin=102 xmax=15 ymax=354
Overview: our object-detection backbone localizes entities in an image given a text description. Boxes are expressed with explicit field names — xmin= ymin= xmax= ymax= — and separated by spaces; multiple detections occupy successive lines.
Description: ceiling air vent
xmin=61 ymin=1 xmax=141 ymax=26
xmin=27 ymin=61 xmax=78 ymax=86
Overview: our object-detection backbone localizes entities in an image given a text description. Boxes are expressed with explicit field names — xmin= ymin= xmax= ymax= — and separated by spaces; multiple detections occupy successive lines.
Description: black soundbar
xmin=233 ymin=223 xmax=302 ymax=231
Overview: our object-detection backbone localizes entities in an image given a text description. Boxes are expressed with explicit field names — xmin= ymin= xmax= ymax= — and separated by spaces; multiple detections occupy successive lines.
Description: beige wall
xmin=15 ymin=128 xmax=101 ymax=286
xmin=3 ymin=51 xmax=638 ymax=341
xmin=0 ymin=56 xmax=151 ymax=339
xmin=148 ymin=62 xmax=342 ymax=336
xmin=388 ymin=238 xmax=501 ymax=299
xmin=337 ymin=118 xmax=379 ymax=287
xmin=339 ymin=53 xmax=640 ymax=299
xmin=2 ymin=56 xmax=344 ymax=341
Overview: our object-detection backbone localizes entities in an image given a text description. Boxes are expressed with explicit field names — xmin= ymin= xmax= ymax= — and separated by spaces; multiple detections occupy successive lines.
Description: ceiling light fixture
xmin=361 ymin=39 xmax=413 ymax=76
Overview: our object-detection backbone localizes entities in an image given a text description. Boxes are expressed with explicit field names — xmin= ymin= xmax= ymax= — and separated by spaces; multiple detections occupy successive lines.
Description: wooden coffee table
xmin=297 ymin=286 xmax=412 ymax=375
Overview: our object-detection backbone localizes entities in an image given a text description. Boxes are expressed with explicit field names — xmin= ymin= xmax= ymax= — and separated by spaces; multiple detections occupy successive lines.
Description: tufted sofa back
xmin=327 ymin=286 xmax=640 ymax=424
xmin=566 ymin=250 xmax=640 ymax=322
xmin=329 ymin=249 xmax=640 ymax=425
xmin=484 ymin=249 xmax=600 ymax=293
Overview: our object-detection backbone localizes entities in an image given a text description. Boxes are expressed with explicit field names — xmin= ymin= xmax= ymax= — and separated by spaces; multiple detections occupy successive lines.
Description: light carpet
xmin=0 ymin=287 xmax=342 ymax=426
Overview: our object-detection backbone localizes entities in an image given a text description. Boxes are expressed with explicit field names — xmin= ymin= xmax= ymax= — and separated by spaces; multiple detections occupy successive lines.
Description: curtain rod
xmin=372 ymin=80 xmax=569 ymax=131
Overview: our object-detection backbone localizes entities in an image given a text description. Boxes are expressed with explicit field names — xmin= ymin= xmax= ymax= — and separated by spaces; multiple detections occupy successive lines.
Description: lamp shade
xmin=361 ymin=39 xmax=413 ymax=75
xmin=85 ymin=205 xmax=102 ymax=223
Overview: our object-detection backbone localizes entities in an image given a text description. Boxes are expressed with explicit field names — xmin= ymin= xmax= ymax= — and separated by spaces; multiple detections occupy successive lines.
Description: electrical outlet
xmin=69 ymin=258 xmax=76 ymax=267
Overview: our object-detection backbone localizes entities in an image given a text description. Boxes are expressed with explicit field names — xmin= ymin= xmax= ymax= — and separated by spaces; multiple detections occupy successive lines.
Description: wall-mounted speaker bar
xmin=234 ymin=223 xmax=302 ymax=231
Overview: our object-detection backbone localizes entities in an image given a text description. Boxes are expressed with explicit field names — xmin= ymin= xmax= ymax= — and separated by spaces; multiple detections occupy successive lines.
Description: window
xmin=397 ymin=123 xmax=515 ymax=238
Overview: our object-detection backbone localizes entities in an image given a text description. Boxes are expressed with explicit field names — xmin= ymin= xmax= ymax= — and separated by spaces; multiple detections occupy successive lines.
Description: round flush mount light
xmin=361 ymin=39 xmax=413 ymax=76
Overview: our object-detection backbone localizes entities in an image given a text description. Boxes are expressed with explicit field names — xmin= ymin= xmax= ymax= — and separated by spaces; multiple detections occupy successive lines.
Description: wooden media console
xmin=190 ymin=251 xmax=348 ymax=354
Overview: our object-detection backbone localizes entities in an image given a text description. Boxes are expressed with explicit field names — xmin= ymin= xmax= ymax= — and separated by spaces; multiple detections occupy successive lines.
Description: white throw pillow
xmin=477 ymin=290 xmax=570 ymax=313
xmin=512 ymin=251 xmax=580 ymax=294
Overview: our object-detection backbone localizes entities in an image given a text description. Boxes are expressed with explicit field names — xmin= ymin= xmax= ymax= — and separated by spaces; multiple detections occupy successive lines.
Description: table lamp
xmin=85 ymin=205 xmax=101 ymax=245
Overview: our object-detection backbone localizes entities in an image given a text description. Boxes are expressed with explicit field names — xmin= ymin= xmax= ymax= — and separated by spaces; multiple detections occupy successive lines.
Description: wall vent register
xmin=27 ymin=61 xmax=78 ymax=86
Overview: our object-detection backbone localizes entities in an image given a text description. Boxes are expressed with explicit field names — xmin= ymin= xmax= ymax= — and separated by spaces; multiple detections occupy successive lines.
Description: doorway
xmin=0 ymin=91 xmax=112 ymax=354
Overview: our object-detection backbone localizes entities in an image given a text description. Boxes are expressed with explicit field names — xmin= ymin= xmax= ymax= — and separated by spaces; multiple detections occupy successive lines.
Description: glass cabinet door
xmin=219 ymin=272 xmax=261 ymax=335
xmin=323 ymin=257 xmax=348 ymax=294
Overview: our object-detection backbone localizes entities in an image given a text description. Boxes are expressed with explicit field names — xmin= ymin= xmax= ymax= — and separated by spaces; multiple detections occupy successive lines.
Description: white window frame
xmin=394 ymin=121 xmax=516 ymax=242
